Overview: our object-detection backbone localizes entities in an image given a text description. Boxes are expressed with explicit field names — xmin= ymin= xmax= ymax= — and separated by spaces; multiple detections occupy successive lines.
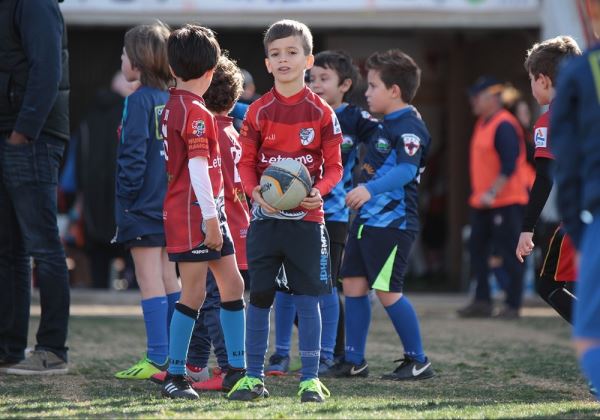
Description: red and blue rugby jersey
xmin=238 ymin=86 xmax=343 ymax=223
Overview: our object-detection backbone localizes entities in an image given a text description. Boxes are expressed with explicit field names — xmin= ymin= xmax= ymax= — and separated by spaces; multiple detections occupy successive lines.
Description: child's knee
xmin=250 ymin=290 xmax=276 ymax=309
xmin=574 ymin=338 xmax=600 ymax=358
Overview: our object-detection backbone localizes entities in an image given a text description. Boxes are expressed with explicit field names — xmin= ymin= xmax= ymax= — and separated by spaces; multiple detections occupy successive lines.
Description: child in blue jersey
xmin=113 ymin=22 xmax=181 ymax=380
xmin=551 ymin=0 xmax=600 ymax=399
xmin=266 ymin=50 xmax=379 ymax=376
xmin=329 ymin=49 xmax=435 ymax=381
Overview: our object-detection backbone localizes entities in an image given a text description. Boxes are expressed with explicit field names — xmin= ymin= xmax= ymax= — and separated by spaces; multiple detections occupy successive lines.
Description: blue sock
xmin=274 ymin=291 xmax=295 ymax=357
xmin=246 ymin=304 xmax=271 ymax=379
xmin=319 ymin=288 xmax=339 ymax=361
xmin=581 ymin=346 xmax=600 ymax=400
xmin=294 ymin=295 xmax=321 ymax=381
xmin=166 ymin=291 xmax=180 ymax=336
xmin=345 ymin=295 xmax=371 ymax=365
xmin=167 ymin=305 xmax=197 ymax=375
xmin=384 ymin=296 xmax=426 ymax=363
xmin=220 ymin=304 xmax=246 ymax=369
xmin=141 ymin=296 xmax=168 ymax=364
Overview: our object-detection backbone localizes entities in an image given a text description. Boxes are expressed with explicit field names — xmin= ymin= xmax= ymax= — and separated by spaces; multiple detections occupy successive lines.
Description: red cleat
xmin=192 ymin=367 xmax=225 ymax=391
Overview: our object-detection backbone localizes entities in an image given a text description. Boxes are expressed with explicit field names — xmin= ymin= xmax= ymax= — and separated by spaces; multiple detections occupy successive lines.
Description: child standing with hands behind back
xmin=113 ymin=22 xmax=180 ymax=381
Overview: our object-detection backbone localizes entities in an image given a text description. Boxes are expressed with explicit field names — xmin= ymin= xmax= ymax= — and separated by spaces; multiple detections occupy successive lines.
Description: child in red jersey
xmin=159 ymin=24 xmax=246 ymax=400
xmin=515 ymin=36 xmax=581 ymax=324
xmin=227 ymin=20 xmax=343 ymax=403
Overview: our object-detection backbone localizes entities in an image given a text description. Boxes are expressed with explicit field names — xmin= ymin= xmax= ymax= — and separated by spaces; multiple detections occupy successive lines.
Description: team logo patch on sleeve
xmin=402 ymin=133 xmax=421 ymax=156
xmin=299 ymin=128 xmax=315 ymax=145
xmin=192 ymin=119 xmax=205 ymax=137
xmin=534 ymin=127 xmax=547 ymax=148
xmin=332 ymin=113 xmax=342 ymax=135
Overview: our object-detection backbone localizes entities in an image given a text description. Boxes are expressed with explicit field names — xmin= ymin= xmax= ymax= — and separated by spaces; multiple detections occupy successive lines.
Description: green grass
xmin=0 ymin=297 xmax=598 ymax=418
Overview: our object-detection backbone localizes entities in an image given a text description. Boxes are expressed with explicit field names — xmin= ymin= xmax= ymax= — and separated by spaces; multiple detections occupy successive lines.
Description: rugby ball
xmin=260 ymin=159 xmax=312 ymax=210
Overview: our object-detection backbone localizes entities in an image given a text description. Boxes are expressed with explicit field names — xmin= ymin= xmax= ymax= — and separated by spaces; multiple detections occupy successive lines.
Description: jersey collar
xmin=384 ymin=106 xmax=412 ymax=121
xmin=272 ymin=86 xmax=308 ymax=105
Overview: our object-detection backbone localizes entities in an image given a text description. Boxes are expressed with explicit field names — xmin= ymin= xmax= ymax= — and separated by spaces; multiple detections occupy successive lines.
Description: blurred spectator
xmin=239 ymin=68 xmax=261 ymax=104
xmin=457 ymin=76 xmax=530 ymax=319
xmin=75 ymin=72 xmax=138 ymax=289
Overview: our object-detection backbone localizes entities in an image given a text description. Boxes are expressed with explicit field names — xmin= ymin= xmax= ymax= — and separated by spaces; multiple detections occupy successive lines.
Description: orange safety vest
xmin=469 ymin=109 xmax=529 ymax=208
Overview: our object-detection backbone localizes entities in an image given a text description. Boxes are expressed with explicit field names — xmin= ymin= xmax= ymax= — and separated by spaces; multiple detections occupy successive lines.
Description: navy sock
xmin=581 ymin=346 xmax=600 ymax=400
xmin=141 ymin=296 xmax=168 ymax=364
xmin=345 ymin=295 xmax=371 ymax=365
xmin=168 ymin=304 xmax=197 ymax=375
xmin=384 ymin=296 xmax=426 ymax=363
xmin=294 ymin=294 xmax=321 ymax=381
xmin=274 ymin=291 xmax=295 ymax=357
xmin=246 ymin=303 xmax=271 ymax=379
xmin=319 ymin=288 xmax=339 ymax=361
xmin=166 ymin=291 xmax=180 ymax=336
xmin=220 ymin=302 xmax=246 ymax=369
xmin=187 ymin=312 xmax=211 ymax=368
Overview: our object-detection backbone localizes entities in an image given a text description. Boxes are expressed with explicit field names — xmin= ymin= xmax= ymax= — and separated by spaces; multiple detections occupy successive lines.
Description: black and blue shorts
xmin=123 ymin=233 xmax=166 ymax=249
xmin=247 ymin=219 xmax=331 ymax=296
xmin=340 ymin=220 xmax=416 ymax=293
xmin=168 ymin=224 xmax=235 ymax=263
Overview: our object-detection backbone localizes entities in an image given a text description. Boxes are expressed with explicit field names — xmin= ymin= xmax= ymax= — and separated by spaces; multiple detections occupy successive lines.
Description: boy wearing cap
xmin=457 ymin=76 xmax=531 ymax=319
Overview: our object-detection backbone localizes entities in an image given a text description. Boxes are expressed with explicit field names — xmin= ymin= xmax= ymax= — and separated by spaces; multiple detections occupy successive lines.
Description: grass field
xmin=0 ymin=294 xmax=598 ymax=418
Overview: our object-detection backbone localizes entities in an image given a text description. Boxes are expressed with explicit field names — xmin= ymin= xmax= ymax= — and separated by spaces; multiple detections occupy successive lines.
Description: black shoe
xmin=226 ymin=376 xmax=270 ymax=401
xmin=222 ymin=367 xmax=246 ymax=393
xmin=322 ymin=359 xmax=369 ymax=378
xmin=457 ymin=301 xmax=493 ymax=318
xmin=162 ymin=374 xmax=199 ymax=400
xmin=381 ymin=356 xmax=435 ymax=381
xmin=494 ymin=306 xmax=520 ymax=319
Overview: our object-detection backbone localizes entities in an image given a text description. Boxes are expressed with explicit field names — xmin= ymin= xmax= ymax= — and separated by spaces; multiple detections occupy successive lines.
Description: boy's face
xmin=309 ymin=65 xmax=350 ymax=108
xmin=121 ymin=48 xmax=140 ymax=83
xmin=365 ymin=69 xmax=396 ymax=114
xmin=529 ymin=72 xmax=551 ymax=105
xmin=265 ymin=36 xmax=314 ymax=85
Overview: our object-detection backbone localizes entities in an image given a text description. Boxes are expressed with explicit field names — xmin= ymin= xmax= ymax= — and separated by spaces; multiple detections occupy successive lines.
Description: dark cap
xmin=468 ymin=76 xmax=504 ymax=97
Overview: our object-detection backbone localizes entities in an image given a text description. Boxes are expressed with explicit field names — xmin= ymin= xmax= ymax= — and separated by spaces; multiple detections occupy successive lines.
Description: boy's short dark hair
xmin=314 ymin=50 xmax=359 ymax=99
xmin=365 ymin=49 xmax=421 ymax=103
xmin=263 ymin=19 xmax=313 ymax=56
xmin=168 ymin=24 xmax=221 ymax=82
xmin=524 ymin=36 xmax=581 ymax=84
xmin=203 ymin=54 xmax=244 ymax=114
xmin=124 ymin=21 xmax=172 ymax=90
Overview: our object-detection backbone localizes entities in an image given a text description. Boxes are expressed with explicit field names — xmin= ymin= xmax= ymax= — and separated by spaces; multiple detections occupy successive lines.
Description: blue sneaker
xmin=265 ymin=353 xmax=290 ymax=376
xmin=318 ymin=357 xmax=335 ymax=375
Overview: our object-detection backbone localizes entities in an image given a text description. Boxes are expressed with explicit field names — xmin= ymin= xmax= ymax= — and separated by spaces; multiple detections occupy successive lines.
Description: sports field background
xmin=0 ymin=291 xmax=597 ymax=418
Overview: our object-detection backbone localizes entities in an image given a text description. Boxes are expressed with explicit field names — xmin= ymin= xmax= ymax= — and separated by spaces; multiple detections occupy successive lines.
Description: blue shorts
xmin=340 ymin=220 xmax=416 ymax=293
xmin=168 ymin=225 xmax=234 ymax=262
xmin=574 ymin=214 xmax=600 ymax=339
xmin=123 ymin=233 xmax=165 ymax=249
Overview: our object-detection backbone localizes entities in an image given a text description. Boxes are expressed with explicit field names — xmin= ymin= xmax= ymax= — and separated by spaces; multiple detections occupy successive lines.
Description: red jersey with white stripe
xmin=533 ymin=109 xmax=552 ymax=160
xmin=215 ymin=115 xmax=250 ymax=269
xmin=161 ymin=88 xmax=224 ymax=253
xmin=238 ymin=86 xmax=343 ymax=223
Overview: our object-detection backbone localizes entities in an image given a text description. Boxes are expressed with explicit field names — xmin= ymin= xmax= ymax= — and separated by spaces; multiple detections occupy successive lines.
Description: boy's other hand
xmin=515 ymin=231 xmax=534 ymax=263
xmin=346 ymin=185 xmax=371 ymax=210
xmin=300 ymin=188 xmax=323 ymax=210
xmin=203 ymin=217 xmax=223 ymax=251
xmin=252 ymin=185 xmax=278 ymax=214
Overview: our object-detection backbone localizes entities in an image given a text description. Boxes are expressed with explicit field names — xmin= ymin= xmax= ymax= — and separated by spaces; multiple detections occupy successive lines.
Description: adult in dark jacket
xmin=0 ymin=0 xmax=70 ymax=374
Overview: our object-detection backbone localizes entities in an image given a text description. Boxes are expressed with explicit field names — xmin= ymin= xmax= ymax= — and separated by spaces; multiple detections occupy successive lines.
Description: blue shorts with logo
xmin=168 ymin=224 xmax=235 ymax=262
xmin=340 ymin=219 xmax=416 ymax=293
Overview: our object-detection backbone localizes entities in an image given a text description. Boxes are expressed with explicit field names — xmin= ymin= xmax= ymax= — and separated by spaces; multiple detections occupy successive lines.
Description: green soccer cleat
xmin=115 ymin=356 xmax=167 ymax=380
xmin=298 ymin=378 xmax=330 ymax=403
xmin=226 ymin=376 xmax=269 ymax=401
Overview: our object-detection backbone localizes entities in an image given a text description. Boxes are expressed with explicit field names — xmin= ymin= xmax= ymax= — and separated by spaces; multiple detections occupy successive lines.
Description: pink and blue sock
xmin=141 ymin=296 xmax=168 ymax=364
xmin=319 ymin=288 xmax=339 ymax=361
xmin=384 ymin=296 xmax=426 ymax=363
xmin=345 ymin=295 xmax=371 ymax=365
xmin=274 ymin=291 xmax=295 ymax=357
xmin=167 ymin=303 xmax=197 ymax=375
xmin=294 ymin=294 xmax=321 ymax=381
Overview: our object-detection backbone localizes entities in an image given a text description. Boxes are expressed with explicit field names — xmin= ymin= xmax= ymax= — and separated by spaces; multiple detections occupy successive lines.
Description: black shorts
xmin=168 ymin=225 xmax=235 ymax=263
xmin=325 ymin=221 xmax=348 ymax=286
xmin=247 ymin=219 xmax=331 ymax=296
xmin=123 ymin=233 xmax=165 ymax=249
xmin=340 ymin=220 xmax=416 ymax=293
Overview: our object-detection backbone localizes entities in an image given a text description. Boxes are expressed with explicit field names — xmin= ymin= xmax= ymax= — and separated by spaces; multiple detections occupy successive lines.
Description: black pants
xmin=470 ymin=205 xmax=524 ymax=309
xmin=0 ymin=135 xmax=70 ymax=362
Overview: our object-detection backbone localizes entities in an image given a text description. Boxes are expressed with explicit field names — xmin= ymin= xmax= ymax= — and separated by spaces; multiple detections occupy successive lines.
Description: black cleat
xmin=161 ymin=373 xmax=199 ymax=400
xmin=321 ymin=359 xmax=369 ymax=378
xmin=222 ymin=367 xmax=246 ymax=393
xmin=381 ymin=355 xmax=435 ymax=381
xmin=226 ymin=376 xmax=269 ymax=401
xmin=298 ymin=378 xmax=330 ymax=403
